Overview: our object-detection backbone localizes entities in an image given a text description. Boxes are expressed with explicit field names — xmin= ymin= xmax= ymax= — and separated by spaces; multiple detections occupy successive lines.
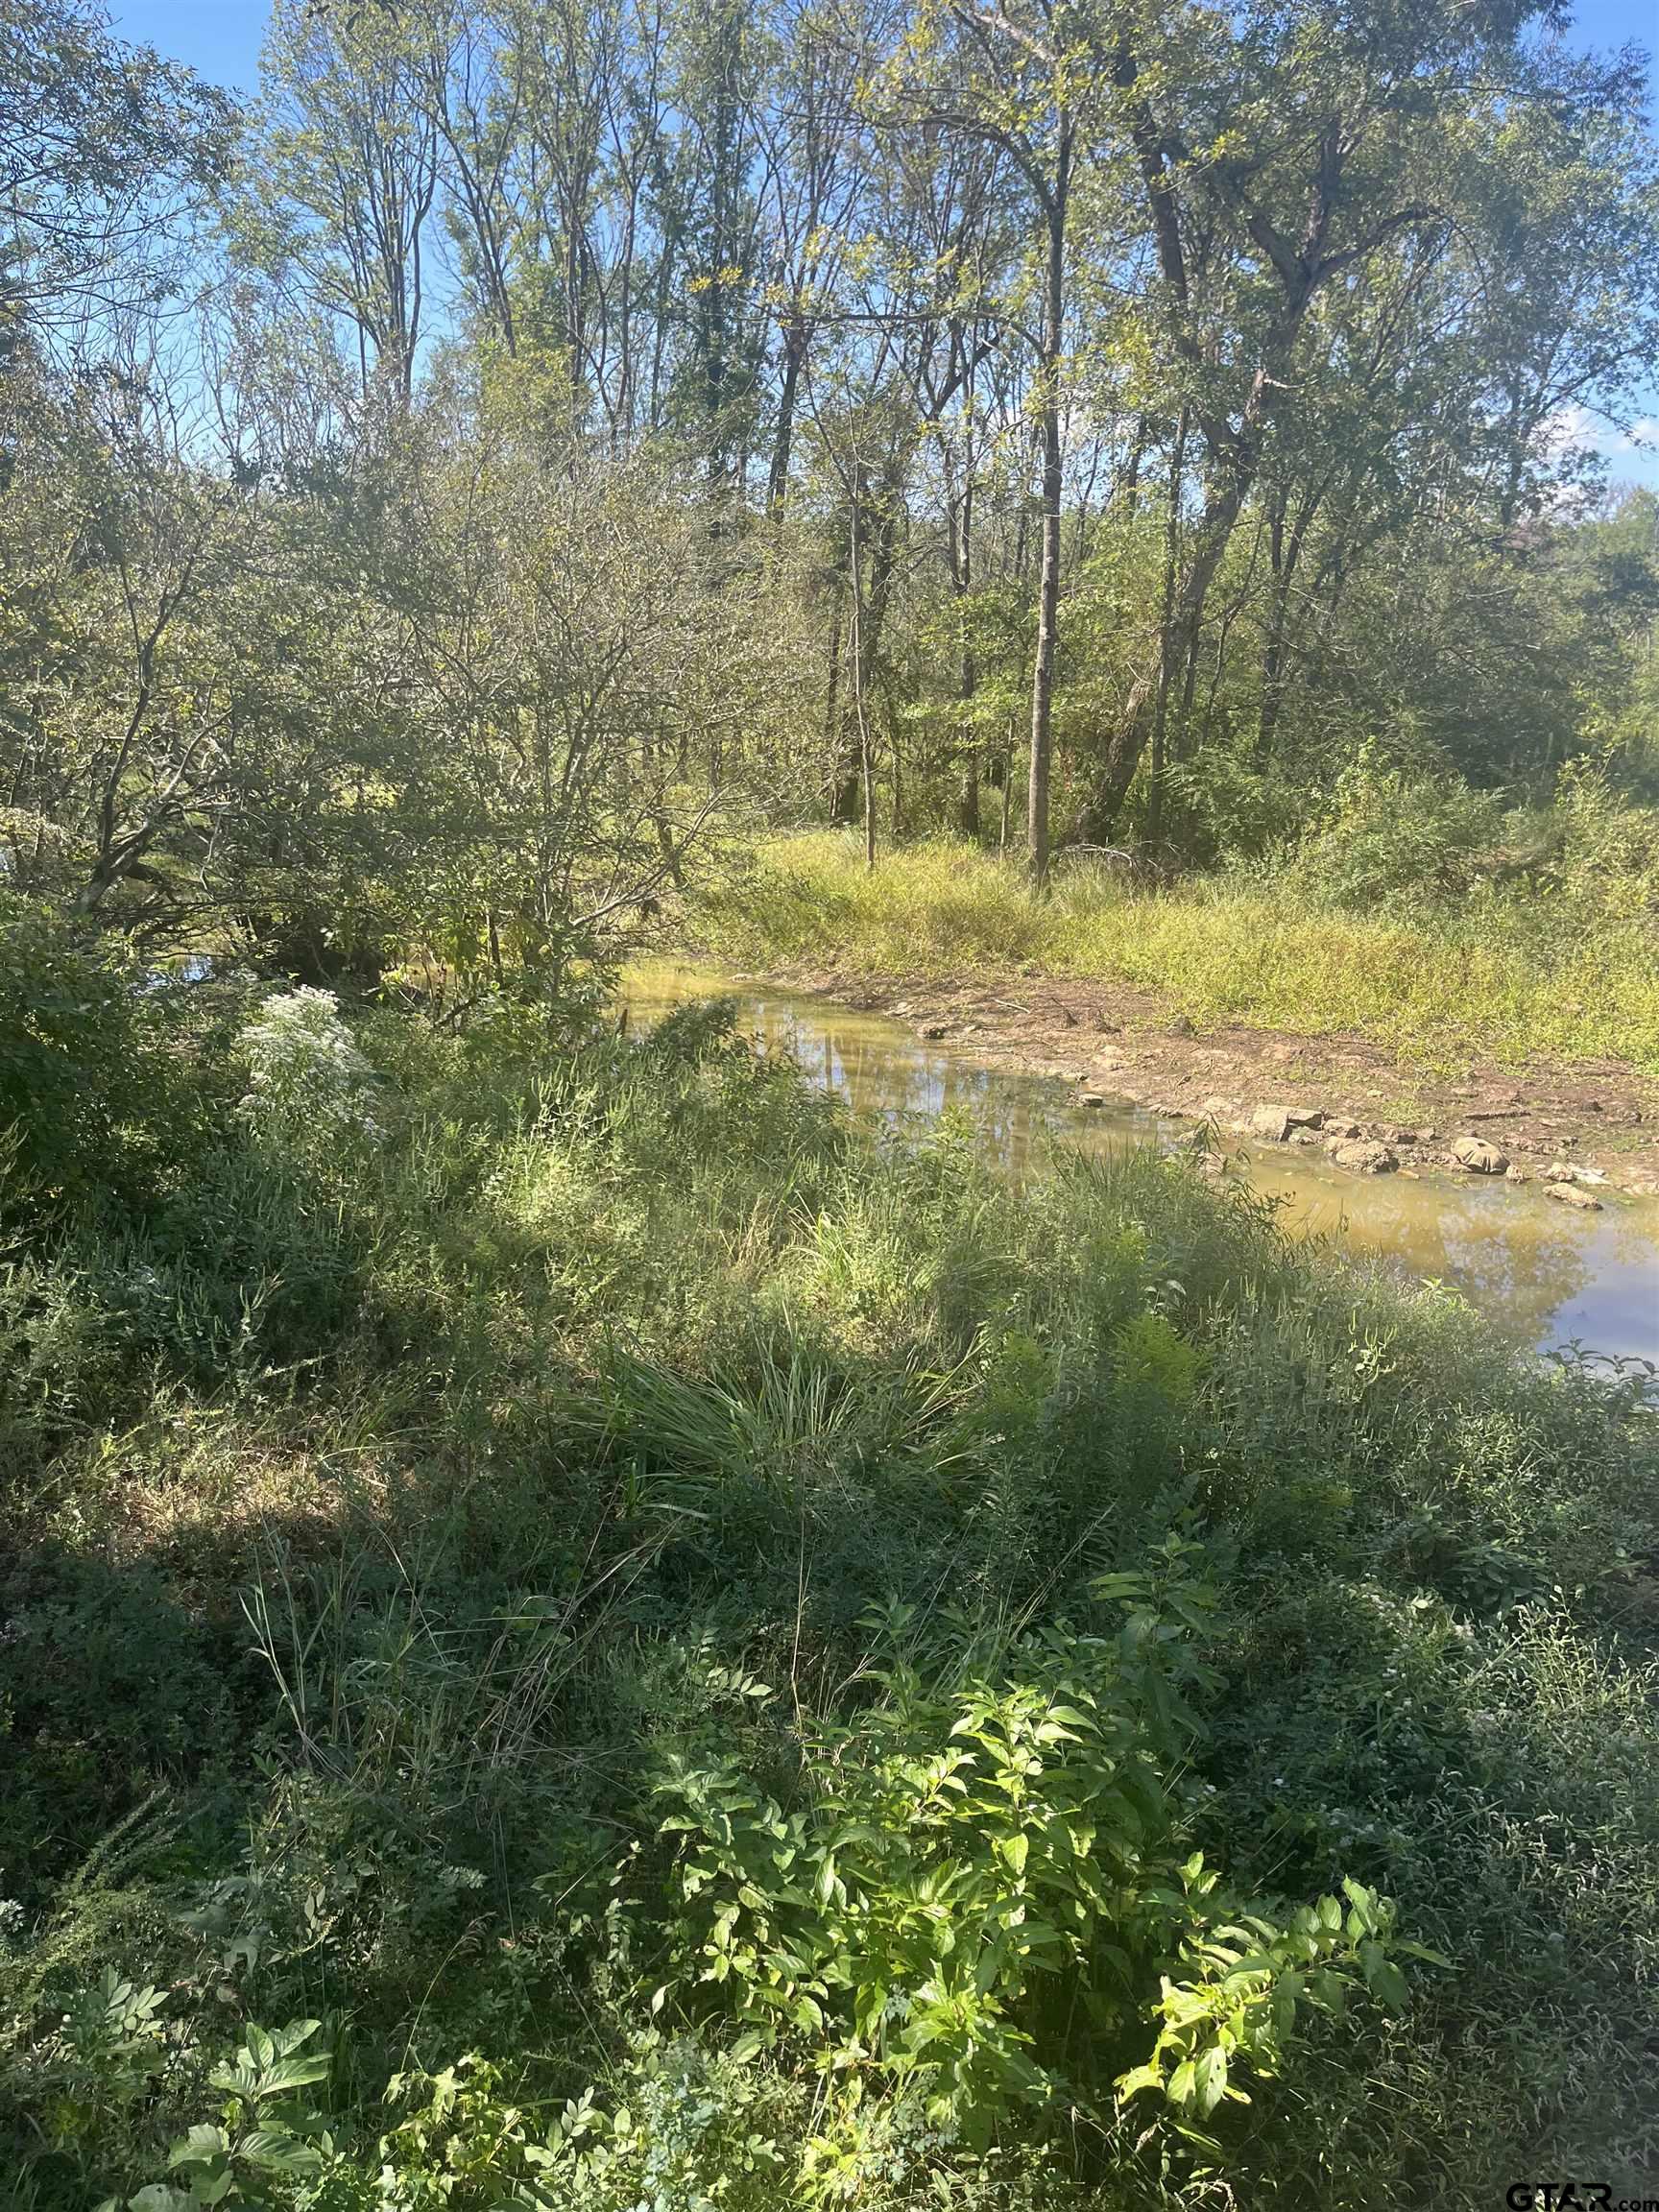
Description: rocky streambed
xmin=837 ymin=966 xmax=1659 ymax=1202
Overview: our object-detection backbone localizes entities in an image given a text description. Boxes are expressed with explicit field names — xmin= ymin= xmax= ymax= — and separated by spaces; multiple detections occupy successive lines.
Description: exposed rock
xmin=1452 ymin=1135 xmax=1509 ymax=1174
xmin=1332 ymin=1140 xmax=1399 ymax=1174
xmin=1288 ymin=1128 xmax=1321 ymax=1146
xmin=1251 ymin=1104 xmax=1294 ymax=1142
xmin=1285 ymin=1105 xmax=1325 ymax=1130
xmin=1547 ymin=1182 xmax=1603 ymax=1212
xmin=1199 ymin=1094 xmax=1238 ymax=1119
xmin=1079 ymin=1092 xmax=1108 ymax=1109
xmin=1504 ymin=1166 xmax=1530 ymax=1184
xmin=1322 ymin=1118 xmax=1363 ymax=1142
xmin=919 ymin=1021 xmax=950 ymax=1040
xmin=1543 ymin=1160 xmax=1607 ymax=1185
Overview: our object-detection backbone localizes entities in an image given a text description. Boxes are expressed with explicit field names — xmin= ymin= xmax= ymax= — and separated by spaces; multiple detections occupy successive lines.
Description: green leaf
xmin=167 ymin=2126 xmax=229 ymax=2171
xmin=1193 ymin=2043 xmax=1229 ymax=2118
xmin=1361 ymin=1951 xmax=1410 ymax=2010
xmin=260 ymin=2053 xmax=330 ymax=2094
xmin=240 ymin=2129 xmax=325 ymax=2175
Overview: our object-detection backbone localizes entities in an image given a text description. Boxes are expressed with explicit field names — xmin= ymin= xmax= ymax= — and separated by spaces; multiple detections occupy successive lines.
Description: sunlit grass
xmin=687 ymin=832 xmax=1659 ymax=1073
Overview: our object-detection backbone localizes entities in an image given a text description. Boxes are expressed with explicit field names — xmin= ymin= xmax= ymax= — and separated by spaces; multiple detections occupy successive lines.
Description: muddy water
xmin=622 ymin=960 xmax=1659 ymax=1365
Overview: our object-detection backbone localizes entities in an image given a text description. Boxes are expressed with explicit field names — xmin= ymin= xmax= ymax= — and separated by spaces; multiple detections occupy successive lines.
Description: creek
xmin=624 ymin=959 xmax=1659 ymax=1366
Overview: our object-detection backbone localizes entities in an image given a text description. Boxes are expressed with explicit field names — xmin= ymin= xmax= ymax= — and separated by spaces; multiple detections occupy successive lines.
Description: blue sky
xmin=108 ymin=0 xmax=1659 ymax=487
xmin=108 ymin=0 xmax=1659 ymax=100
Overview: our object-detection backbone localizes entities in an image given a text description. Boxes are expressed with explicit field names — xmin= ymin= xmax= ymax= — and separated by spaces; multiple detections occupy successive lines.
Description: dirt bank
xmin=732 ymin=959 xmax=1659 ymax=1202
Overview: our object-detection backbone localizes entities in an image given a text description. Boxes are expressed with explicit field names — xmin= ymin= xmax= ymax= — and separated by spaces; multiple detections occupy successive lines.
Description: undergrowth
xmin=683 ymin=829 xmax=1659 ymax=1074
xmin=3 ymin=898 xmax=1658 ymax=2207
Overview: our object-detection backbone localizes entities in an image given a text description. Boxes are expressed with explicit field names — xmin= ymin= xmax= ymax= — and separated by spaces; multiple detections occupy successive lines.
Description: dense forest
xmin=7 ymin=0 xmax=1659 ymax=966
xmin=6 ymin=0 xmax=1659 ymax=2205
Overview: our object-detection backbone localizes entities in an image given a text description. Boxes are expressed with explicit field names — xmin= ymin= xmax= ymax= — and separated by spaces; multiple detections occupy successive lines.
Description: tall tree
xmin=0 ymin=0 xmax=232 ymax=369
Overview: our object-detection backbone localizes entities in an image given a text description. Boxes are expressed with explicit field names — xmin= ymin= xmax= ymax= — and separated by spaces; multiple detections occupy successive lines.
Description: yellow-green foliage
xmin=688 ymin=833 xmax=1659 ymax=1074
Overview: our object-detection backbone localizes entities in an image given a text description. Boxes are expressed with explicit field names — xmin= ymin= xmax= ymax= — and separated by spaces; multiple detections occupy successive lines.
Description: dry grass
xmin=686 ymin=832 xmax=1659 ymax=1074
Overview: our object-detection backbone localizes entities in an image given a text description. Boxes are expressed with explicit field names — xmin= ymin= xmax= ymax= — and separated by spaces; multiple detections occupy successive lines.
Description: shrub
xmin=654 ymin=1562 xmax=1409 ymax=2189
xmin=0 ymin=897 xmax=213 ymax=1219
xmin=1276 ymin=756 xmax=1517 ymax=912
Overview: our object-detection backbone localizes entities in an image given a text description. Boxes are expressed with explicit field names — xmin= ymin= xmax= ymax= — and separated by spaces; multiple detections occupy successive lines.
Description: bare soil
xmin=751 ymin=959 xmax=1659 ymax=1200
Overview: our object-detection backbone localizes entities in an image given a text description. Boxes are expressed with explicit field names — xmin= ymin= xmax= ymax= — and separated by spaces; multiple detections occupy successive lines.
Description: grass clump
xmin=3 ymin=896 xmax=1659 ymax=2205
xmin=685 ymin=830 xmax=1659 ymax=1073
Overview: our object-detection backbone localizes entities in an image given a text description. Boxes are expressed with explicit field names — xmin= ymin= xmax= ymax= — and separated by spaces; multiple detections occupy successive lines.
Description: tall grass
xmin=686 ymin=832 xmax=1659 ymax=1073
xmin=4 ymin=941 xmax=1659 ymax=2206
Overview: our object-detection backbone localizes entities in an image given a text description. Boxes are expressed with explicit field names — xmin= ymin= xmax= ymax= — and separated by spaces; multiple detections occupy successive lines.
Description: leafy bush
xmin=1256 ymin=753 xmax=1521 ymax=913
xmin=655 ymin=1564 xmax=1411 ymax=2188
xmin=0 ymin=897 xmax=215 ymax=1219
xmin=1552 ymin=762 xmax=1659 ymax=919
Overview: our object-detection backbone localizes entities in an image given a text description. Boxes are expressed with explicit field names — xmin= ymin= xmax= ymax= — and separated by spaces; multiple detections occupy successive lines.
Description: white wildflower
xmin=237 ymin=986 xmax=380 ymax=1144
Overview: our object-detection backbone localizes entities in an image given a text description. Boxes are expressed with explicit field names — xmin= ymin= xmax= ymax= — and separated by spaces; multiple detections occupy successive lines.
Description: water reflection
xmin=623 ymin=960 xmax=1659 ymax=1363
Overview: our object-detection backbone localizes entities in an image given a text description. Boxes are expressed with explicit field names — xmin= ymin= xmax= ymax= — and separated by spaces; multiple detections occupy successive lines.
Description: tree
xmin=0 ymin=0 xmax=232 ymax=373
xmin=248 ymin=0 xmax=442 ymax=404
xmin=885 ymin=0 xmax=1107 ymax=888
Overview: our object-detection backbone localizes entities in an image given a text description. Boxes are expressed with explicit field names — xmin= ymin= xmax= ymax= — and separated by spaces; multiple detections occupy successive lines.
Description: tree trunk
xmin=950 ymin=471 xmax=979 ymax=839
xmin=767 ymin=327 xmax=805 ymax=517
xmin=1256 ymin=487 xmax=1314 ymax=766
xmin=1144 ymin=406 xmax=1188 ymax=850
xmin=1083 ymin=471 xmax=1247 ymax=835
xmin=824 ymin=588 xmax=858 ymax=822
xmin=850 ymin=496 xmax=878 ymax=870
xmin=1027 ymin=133 xmax=1070 ymax=894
